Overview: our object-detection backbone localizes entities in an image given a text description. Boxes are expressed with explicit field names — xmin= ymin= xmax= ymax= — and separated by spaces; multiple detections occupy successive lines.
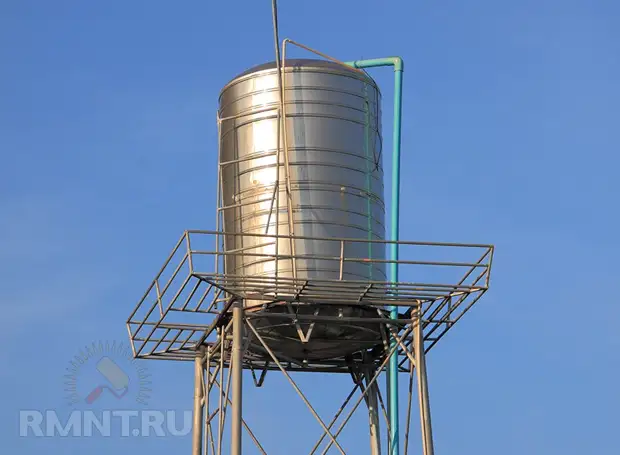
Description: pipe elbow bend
xmin=391 ymin=57 xmax=404 ymax=72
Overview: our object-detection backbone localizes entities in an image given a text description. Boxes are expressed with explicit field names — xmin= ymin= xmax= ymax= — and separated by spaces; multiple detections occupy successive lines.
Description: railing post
xmin=339 ymin=240 xmax=345 ymax=280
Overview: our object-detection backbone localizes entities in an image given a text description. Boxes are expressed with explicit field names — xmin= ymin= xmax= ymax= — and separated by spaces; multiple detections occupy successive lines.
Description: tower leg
xmin=364 ymin=366 xmax=382 ymax=455
xmin=192 ymin=348 xmax=205 ymax=455
xmin=231 ymin=304 xmax=244 ymax=455
xmin=414 ymin=308 xmax=435 ymax=455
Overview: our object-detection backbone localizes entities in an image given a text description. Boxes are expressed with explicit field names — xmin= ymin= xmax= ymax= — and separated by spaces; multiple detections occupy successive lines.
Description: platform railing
xmin=126 ymin=230 xmax=493 ymax=363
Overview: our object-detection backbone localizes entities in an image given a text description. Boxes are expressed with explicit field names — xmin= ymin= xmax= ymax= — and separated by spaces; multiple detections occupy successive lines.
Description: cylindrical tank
xmin=218 ymin=59 xmax=386 ymax=360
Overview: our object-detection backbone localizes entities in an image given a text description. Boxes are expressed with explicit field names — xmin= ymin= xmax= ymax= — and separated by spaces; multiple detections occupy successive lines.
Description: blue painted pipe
xmin=346 ymin=57 xmax=404 ymax=455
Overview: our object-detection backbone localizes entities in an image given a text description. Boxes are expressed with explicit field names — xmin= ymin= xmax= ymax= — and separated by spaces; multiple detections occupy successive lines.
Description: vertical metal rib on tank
xmin=218 ymin=59 xmax=386 ymax=360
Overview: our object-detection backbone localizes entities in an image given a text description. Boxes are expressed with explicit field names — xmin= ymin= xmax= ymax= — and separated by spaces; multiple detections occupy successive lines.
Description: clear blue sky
xmin=1 ymin=0 xmax=619 ymax=453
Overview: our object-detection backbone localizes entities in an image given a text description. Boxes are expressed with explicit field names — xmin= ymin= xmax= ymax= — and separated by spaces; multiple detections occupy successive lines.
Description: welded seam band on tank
xmin=229 ymin=216 xmax=386 ymax=238
xmin=222 ymin=149 xmax=383 ymax=174
xmin=224 ymin=203 xmax=385 ymax=232
xmin=227 ymin=174 xmax=384 ymax=197
xmin=231 ymin=208 xmax=385 ymax=232
xmin=220 ymin=99 xmax=378 ymax=129
xmin=217 ymin=105 xmax=280 ymax=123
xmin=226 ymin=200 xmax=385 ymax=228
xmin=226 ymin=184 xmax=385 ymax=210
xmin=219 ymin=111 xmax=381 ymax=137
xmin=219 ymin=88 xmax=378 ymax=113
xmin=229 ymin=161 xmax=383 ymax=184
xmin=219 ymin=147 xmax=383 ymax=170
xmin=225 ymin=186 xmax=384 ymax=214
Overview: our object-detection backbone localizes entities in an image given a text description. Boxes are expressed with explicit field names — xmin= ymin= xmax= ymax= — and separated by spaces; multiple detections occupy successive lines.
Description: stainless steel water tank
xmin=218 ymin=59 xmax=386 ymax=360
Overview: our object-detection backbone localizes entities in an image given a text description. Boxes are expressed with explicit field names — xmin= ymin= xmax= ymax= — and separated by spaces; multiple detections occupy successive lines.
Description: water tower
xmin=126 ymin=13 xmax=493 ymax=455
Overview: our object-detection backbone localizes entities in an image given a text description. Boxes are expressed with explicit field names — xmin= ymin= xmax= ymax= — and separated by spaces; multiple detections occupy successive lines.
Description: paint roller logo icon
xmin=64 ymin=341 xmax=151 ymax=407
xmin=85 ymin=356 xmax=130 ymax=404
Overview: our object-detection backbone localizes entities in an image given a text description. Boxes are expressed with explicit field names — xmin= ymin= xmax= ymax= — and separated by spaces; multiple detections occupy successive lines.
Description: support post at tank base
xmin=192 ymin=347 xmax=205 ymax=455
xmin=186 ymin=304 xmax=443 ymax=454
xmin=199 ymin=316 xmax=267 ymax=455
xmin=414 ymin=306 xmax=435 ymax=455
xmin=345 ymin=56 xmax=405 ymax=455
xmin=231 ymin=303 xmax=244 ymax=455
xmin=364 ymin=364 xmax=382 ymax=455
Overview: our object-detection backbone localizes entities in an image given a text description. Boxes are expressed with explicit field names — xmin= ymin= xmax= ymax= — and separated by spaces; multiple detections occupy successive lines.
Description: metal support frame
xmin=127 ymin=28 xmax=495 ymax=452
xmin=182 ymin=299 xmax=445 ymax=454
xmin=126 ymin=228 xmax=493 ymax=452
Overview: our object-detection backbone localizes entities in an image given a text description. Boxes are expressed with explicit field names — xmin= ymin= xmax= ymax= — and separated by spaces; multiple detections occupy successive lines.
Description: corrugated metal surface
xmin=219 ymin=59 xmax=385 ymax=283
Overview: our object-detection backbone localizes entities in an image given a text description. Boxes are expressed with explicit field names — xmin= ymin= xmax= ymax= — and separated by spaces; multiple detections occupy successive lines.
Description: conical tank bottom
xmin=248 ymin=304 xmax=384 ymax=361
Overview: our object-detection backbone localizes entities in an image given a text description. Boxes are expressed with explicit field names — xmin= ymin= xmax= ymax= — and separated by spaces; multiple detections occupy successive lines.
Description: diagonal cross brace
xmin=246 ymin=319 xmax=348 ymax=455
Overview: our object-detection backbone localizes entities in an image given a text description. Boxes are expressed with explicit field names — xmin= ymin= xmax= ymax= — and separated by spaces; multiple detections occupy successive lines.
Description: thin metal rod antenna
xmin=271 ymin=0 xmax=281 ymax=65
xmin=246 ymin=319 xmax=347 ymax=455
xmin=271 ymin=0 xmax=297 ymax=280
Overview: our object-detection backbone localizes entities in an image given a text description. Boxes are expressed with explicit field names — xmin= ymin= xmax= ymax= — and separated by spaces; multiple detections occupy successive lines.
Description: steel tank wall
xmin=218 ymin=59 xmax=386 ymax=298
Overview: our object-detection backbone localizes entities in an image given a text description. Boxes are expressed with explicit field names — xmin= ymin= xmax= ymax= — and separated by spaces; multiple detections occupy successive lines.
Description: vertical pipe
xmin=414 ymin=307 xmax=435 ymax=455
xmin=345 ymin=57 xmax=404 ymax=455
xmin=192 ymin=348 xmax=205 ymax=455
xmin=389 ymin=63 xmax=404 ymax=455
xmin=231 ymin=304 xmax=243 ymax=455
